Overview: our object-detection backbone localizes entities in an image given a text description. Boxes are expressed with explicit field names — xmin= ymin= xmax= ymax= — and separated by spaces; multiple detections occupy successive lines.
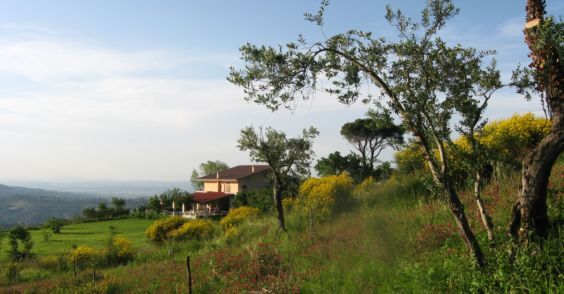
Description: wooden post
xmin=73 ymin=256 xmax=77 ymax=277
xmin=186 ymin=256 xmax=193 ymax=294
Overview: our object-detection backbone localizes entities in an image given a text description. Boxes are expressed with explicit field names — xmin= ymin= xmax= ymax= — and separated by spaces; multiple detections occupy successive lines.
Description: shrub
xmin=106 ymin=236 xmax=136 ymax=265
xmin=169 ymin=219 xmax=214 ymax=241
xmin=7 ymin=226 xmax=33 ymax=261
xmin=297 ymin=173 xmax=354 ymax=221
xmin=69 ymin=246 xmax=102 ymax=270
xmin=44 ymin=217 xmax=66 ymax=234
xmin=394 ymin=142 xmax=426 ymax=175
xmin=233 ymin=189 xmax=274 ymax=213
xmin=38 ymin=255 xmax=69 ymax=272
xmin=220 ymin=206 xmax=260 ymax=230
xmin=479 ymin=113 xmax=549 ymax=160
xmin=145 ymin=217 xmax=187 ymax=242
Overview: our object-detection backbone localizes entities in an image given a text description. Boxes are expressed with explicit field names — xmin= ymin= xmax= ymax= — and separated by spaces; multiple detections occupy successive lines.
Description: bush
xmin=394 ymin=142 xmax=426 ymax=175
xmin=220 ymin=206 xmax=260 ymax=230
xmin=233 ymin=189 xmax=274 ymax=213
xmin=69 ymin=246 xmax=102 ymax=270
xmin=38 ymin=255 xmax=69 ymax=272
xmin=479 ymin=113 xmax=549 ymax=160
xmin=169 ymin=219 xmax=214 ymax=241
xmin=44 ymin=217 xmax=66 ymax=234
xmin=145 ymin=217 xmax=187 ymax=242
xmin=297 ymin=173 xmax=354 ymax=221
xmin=106 ymin=236 xmax=136 ymax=265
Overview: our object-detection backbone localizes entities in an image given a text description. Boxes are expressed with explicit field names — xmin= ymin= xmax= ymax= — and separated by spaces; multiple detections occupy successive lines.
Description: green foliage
xmin=220 ymin=206 xmax=260 ymax=230
xmin=340 ymin=109 xmax=404 ymax=172
xmin=145 ymin=188 xmax=191 ymax=213
xmin=41 ymin=229 xmax=52 ymax=242
xmin=38 ymin=255 xmax=69 ymax=272
xmin=233 ymin=189 xmax=274 ymax=213
xmin=297 ymin=173 xmax=354 ymax=221
xmin=238 ymin=126 xmax=319 ymax=182
xmin=81 ymin=198 xmax=130 ymax=220
xmin=7 ymin=226 xmax=33 ymax=261
xmin=238 ymin=125 xmax=319 ymax=230
xmin=144 ymin=217 xmax=187 ymax=243
xmin=169 ymin=220 xmax=214 ymax=241
xmin=316 ymin=151 xmax=392 ymax=183
xmin=190 ymin=160 xmax=229 ymax=190
xmin=394 ymin=141 xmax=426 ymax=175
xmin=44 ymin=217 xmax=66 ymax=234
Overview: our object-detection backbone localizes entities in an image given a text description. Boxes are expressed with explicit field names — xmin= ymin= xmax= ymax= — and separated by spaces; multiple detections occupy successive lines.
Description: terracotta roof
xmin=193 ymin=192 xmax=233 ymax=204
xmin=197 ymin=165 xmax=271 ymax=181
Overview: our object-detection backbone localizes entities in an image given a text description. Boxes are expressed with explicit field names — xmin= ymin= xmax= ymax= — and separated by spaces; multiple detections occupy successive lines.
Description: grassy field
xmin=0 ymin=218 xmax=155 ymax=262
xmin=1 ymin=160 xmax=562 ymax=292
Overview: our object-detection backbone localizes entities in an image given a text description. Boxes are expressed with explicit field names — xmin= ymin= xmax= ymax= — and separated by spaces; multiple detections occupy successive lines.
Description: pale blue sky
xmin=0 ymin=1 xmax=561 ymax=181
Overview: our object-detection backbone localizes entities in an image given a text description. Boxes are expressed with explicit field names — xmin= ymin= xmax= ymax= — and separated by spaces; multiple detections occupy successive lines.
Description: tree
xmin=315 ymin=151 xmax=362 ymax=177
xmin=228 ymin=0 xmax=502 ymax=266
xmin=111 ymin=197 xmax=126 ymax=211
xmin=454 ymin=83 xmax=498 ymax=242
xmin=44 ymin=217 xmax=66 ymax=234
xmin=509 ymin=0 xmax=563 ymax=243
xmin=340 ymin=109 xmax=404 ymax=173
xmin=237 ymin=126 xmax=319 ymax=231
xmin=7 ymin=226 xmax=33 ymax=261
xmin=190 ymin=161 xmax=229 ymax=190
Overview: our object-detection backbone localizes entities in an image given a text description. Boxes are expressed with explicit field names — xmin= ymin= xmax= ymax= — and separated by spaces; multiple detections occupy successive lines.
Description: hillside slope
xmin=0 ymin=184 xmax=144 ymax=227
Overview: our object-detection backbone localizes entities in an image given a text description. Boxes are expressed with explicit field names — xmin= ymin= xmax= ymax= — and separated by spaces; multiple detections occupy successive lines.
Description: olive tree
xmin=228 ymin=0 xmax=502 ymax=266
xmin=238 ymin=126 xmax=318 ymax=231
xmin=509 ymin=0 xmax=563 ymax=243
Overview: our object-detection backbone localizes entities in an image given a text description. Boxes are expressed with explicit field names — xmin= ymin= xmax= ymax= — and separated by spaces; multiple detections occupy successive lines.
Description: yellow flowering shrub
xmin=220 ymin=206 xmax=260 ymax=230
xmin=169 ymin=219 xmax=214 ymax=240
xmin=112 ymin=236 xmax=135 ymax=262
xmin=298 ymin=173 xmax=354 ymax=221
xmin=282 ymin=197 xmax=298 ymax=212
xmin=145 ymin=216 xmax=187 ymax=242
xmin=395 ymin=113 xmax=549 ymax=175
xmin=479 ymin=113 xmax=549 ymax=160
xmin=69 ymin=246 xmax=102 ymax=269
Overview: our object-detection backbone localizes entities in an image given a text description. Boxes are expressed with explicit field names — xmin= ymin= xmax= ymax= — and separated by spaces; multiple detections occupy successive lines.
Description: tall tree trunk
xmin=273 ymin=177 xmax=286 ymax=231
xmin=446 ymin=182 xmax=486 ymax=268
xmin=474 ymin=172 xmax=495 ymax=241
xmin=509 ymin=114 xmax=564 ymax=242
xmin=509 ymin=0 xmax=564 ymax=243
xmin=420 ymin=134 xmax=486 ymax=267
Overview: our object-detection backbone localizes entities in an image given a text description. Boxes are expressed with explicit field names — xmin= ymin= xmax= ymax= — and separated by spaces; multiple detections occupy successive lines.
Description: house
xmin=183 ymin=165 xmax=271 ymax=218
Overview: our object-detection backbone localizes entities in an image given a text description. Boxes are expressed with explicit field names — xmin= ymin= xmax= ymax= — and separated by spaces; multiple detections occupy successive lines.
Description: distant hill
xmin=0 ymin=184 xmax=145 ymax=228
xmin=1 ymin=180 xmax=192 ymax=198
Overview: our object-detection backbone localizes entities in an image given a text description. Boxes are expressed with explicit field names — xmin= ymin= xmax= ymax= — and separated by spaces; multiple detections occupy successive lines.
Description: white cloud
xmin=0 ymin=22 xmax=545 ymax=181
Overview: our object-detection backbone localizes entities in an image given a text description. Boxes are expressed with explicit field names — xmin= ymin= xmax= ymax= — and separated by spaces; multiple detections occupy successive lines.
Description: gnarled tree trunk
xmin=509 ymin=114 xmax=564 ymax=242
xmin=509 ymin=0 xmax=564 ymax=243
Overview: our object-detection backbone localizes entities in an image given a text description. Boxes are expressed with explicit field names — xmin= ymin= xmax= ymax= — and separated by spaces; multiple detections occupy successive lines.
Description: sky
xmin=0 ymin=0 xmax=562 ymax=181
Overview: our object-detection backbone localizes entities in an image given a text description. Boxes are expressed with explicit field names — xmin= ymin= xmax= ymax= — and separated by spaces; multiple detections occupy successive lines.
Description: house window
xmin=224 ymin=183 xmax=231 ymax=193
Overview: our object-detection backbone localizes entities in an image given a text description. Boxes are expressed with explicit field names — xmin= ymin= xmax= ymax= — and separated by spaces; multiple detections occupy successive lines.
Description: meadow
xmin=1 ymin=158 xmax=561 ymax=293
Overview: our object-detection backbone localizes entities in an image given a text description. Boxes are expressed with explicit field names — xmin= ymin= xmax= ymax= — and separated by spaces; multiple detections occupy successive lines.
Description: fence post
xmin=186 ymin=256 xmax=193 ymax=294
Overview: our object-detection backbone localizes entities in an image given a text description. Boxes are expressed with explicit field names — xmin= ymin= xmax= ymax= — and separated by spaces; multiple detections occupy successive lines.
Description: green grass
xmin=0 ymin=218 xmax=155 ymax=262
xmin=1 ymin=162 xmax=562 ymax=292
